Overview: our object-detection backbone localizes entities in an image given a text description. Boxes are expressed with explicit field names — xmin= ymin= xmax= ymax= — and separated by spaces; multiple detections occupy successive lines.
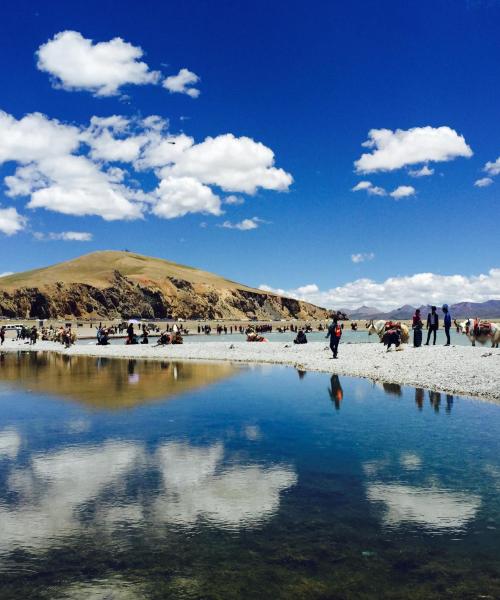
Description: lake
xmin=0 ymin=352 xmax=499 ymax=599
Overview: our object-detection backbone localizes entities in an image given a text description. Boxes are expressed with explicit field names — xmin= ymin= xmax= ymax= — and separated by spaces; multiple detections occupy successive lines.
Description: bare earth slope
xmin=0 ymin=251 xmax=329 ymax=320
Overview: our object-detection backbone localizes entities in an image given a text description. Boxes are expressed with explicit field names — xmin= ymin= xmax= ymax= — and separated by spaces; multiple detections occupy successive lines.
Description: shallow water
xmin=0 ymin=352 xmax=499 ymax=599
xmin=78 ymin=328 xmax=473 ymax=346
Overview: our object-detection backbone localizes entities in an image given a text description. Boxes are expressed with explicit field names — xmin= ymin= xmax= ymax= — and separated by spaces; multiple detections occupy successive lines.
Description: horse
xmin=458 ymin=319 xmax=500 ymax=348
xmin=366 ymin=319 xmax=410 ymax=344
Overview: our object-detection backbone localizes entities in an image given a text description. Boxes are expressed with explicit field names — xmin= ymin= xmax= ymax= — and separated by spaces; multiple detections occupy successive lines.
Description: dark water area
xmin=0 ymin=352 xmax=499 ymax=599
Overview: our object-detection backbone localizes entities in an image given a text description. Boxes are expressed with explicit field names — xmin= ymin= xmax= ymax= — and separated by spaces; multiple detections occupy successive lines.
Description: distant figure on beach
xmin=126 ymin=322 xmax=138 ymax=345
xmin=326 ymin=316 xmax=342 ymax=359
xmin=442 ymin=304 xmax=452 ymax=346
xmin=141 ymin=327 xmax=149 ymax=344
xmin=0 ymin=325 xmax=5 ymax=345
xmin=294 ymin=329 xmax=308 ymax=344
xmin=29 ymin=326 xmax=38 ymax=345
xmin=425 ymin=306 xmax=439 ymax=346
xmin=412 ymin=309 xmax=423 ymax=347
xmin=328 ymin=374 xmax=343 ymax=409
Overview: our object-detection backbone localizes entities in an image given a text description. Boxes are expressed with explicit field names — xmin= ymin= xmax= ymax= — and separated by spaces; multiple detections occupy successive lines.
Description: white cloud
xmin=355 ymin=126 xmax=472 ymax=173
xmin=35 ymin=231 xmax=93 ymax=241
xmin=367 ymin=483 xmax=480 ymax=531
xmin=36 ymin=31 xmax=160 ymax=96
xmin=258 ymin=268 xmax=500 ymax=311
xmin=221 ymin=217 xmax=262 ymax=231
xmin=163 ymin=68 xmax=200 ymax=98
xmin=0 ymin=207 xmax=26 ymax=235
xmin=389 ymin=185 xmax=416 ymax=199
xmin=351 ymin=180 xmax=386 ymax=196
xmin=484 ymin=157 xmax=500 ymax=176
xmin=0 ymin=111 xmax=79 ymax=164
xmin=351 ymin=252 xmax=375 ymax=263
xmin=0 ymin=272 xmax=13 ymax=278
xmin=224 ymin=195 xmax=245 ymax=205
xmin=474 ymin=177 xmax=493 ymax=188
xmin=163 ymin=133 xmax=293 ymax=194
xmin=152 ymin=176 xmax=221 ymax=219
xmin=1 ymin=110 xmax=291 ymax=222
xmin=408 ymin=165 xmax=434 ymax=177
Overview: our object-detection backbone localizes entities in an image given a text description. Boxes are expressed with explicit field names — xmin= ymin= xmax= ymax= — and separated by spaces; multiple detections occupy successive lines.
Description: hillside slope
xmin=0 ymin=251 xmax=329 ymax=320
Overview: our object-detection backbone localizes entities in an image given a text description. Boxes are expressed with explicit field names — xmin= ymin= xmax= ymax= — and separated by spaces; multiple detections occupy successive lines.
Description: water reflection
xmin=328 ymin=375 xmax=343 ymax=410
xmin=0 ymin=352 xmax=237 ymax=408
xmin=0 ymin=436 xmax=297 ymax=556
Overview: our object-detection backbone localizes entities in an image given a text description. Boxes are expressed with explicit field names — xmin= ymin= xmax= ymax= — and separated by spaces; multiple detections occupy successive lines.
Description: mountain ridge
xmin=0 ymin=251 xmax=330 ymax=321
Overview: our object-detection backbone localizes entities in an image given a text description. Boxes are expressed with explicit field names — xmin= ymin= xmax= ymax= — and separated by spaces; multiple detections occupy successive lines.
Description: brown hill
xmin=0 ymin=250 xmax=329 ymax=320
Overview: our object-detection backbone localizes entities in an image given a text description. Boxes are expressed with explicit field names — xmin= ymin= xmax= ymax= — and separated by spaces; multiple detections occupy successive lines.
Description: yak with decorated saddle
xmin=365 ymin=320 xmax=410 ymax=344
xmin=458 ymin=319 xmax=500 ymax=348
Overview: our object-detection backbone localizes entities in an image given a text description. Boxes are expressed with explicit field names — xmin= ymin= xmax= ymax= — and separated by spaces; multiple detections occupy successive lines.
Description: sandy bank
xmin=1 ymin=340 xmax=499 ymax=402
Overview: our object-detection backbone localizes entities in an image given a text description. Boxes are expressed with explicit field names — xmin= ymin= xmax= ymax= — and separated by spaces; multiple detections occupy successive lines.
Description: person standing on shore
xmin=412 ymin=309 xmax=423 ymax=347
xmin=0 ymin=325 xmax=5 ymax=345
xmin=425 ymin=306 xmax=439 ymax=346
xmin=442 ymin=304 xmax=452 ymax=346
xmin=326 ymin=316 xmax=342 ymax=359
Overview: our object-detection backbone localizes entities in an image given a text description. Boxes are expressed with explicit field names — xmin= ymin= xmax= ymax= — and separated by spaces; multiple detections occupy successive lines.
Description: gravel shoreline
xmin=2 ymin=339 xmax=499 ymax=402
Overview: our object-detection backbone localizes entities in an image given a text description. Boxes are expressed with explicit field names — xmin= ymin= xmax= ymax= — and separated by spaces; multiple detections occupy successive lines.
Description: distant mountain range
xmin=339 ymin=300 xmax=500 ymax=320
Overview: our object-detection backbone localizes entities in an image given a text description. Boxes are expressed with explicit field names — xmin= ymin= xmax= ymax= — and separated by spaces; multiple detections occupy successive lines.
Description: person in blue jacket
xmin=442 ymin=304 xmax=452 ymax=346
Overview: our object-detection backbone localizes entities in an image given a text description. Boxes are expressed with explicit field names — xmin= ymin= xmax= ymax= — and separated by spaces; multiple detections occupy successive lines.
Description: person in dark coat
xmin=442 ymin=304 xmax=452 ymax=346
xmin=326 ymin=316 xmax=342 ymax=359
xmin=425 ymin=306 xmax=439 ymax=346
xmin=412 ymin=309 xmax=423 ymax=347
xmin=293 ymin=329 xmax=308 ymax=344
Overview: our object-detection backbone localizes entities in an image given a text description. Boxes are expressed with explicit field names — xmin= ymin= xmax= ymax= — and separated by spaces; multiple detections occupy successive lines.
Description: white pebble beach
xmin=2 ymin=339 xmax=499 ymax=403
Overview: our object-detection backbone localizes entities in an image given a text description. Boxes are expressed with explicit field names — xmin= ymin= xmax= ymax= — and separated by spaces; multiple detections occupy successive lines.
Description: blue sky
xmin=0 ymin=0 xmax=499 ymax=309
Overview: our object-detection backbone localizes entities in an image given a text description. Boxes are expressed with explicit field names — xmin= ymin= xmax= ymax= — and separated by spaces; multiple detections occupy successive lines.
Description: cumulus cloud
xmin=220 ymin=217 xmax=263 ymax=231
xmin=390 ymin=185 xmax=416 ymax=199
xmin=163 ymin=68 xmax=200 ymax=98
xmin=152 ymin=176 xmax=221 ymax=219
xmin=355 ymin=126 xmax=473 ymax=173
xmin=259 ymin=268 xmax=500 ymax=311
xmin=163 ymin=134 xmax=293 ymax=194
xmin=0 ymin=207 xmax=26 ymax=235
xmin=36 ymin=31 xmax=160 ymax=96
xmin=351 ymin=180 xmax=386 ymax=196
xmin=0 ymin=109 xmax=291 ymax=224
xmin=408 ymin=165 xmax=434 ymax=177
xmin=474 ymin=177 xmax=493 ymax=188
xmin=0 ymin=272 xmax=13 ymax=278
xmin=484 ymin=157 xmax=500 ymax=176
xmin=224 ymin=195 xmax=245 ymax=205
xmin=351 ymin=252 xmax=375 ymax=263
xmin=34 ymin=231 xmax=93 ymax=241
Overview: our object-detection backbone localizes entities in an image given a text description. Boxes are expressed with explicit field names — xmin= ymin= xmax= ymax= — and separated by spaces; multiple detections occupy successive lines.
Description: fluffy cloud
xmin=390 ymin=185 xmax=416 ymax=199
xmin=259 ymin=268 xmax=500 ymax=311
xmin=224 ymin=195 xmax=245 ymax=205
xmin=152 ymin=176 xmax=221 ymax=219
xmin=474 ymin=177 xmax=493 ymax=188
xmin=0 ymin=111 xmax=79 ymax=164
xmin=163 ymin=68 xmax=200 ymax=98
xmin=34 ymin=231 xmax=93 ymax=241
xmin=484 ymin=157 xmax=500 ymax=176
xmin=355 ymin=126 xmax=472 ymax=173
xmin=0 ymin=272 xmax=13 ymax=278
xmin=164 ymin=134 xmax=293 ymax=194
xmin=351 ymin=252 xmax=374 ymax=263
xmin=220 ymin=217 xmax=262 ymax=231
xmin=36 ymin=31 xmax=160 ymax=96
xmin=351 ymin=180 xmax=386 ymax=196
xmin=0 ymin=207 xmax=26 ymax=235
xmin=408 ymin=165 xmax=434 ymax=177
xmin=0 ymin=109 xmax=291 ymax=227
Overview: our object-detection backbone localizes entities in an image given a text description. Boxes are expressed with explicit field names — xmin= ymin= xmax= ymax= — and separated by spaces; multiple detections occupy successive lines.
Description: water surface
xmin=0 ymin=352 xmax=499 ymax=599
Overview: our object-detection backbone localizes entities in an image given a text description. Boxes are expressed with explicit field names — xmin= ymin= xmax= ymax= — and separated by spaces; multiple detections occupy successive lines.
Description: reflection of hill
xmin=0 ymin=353 xmax=238 ymax=409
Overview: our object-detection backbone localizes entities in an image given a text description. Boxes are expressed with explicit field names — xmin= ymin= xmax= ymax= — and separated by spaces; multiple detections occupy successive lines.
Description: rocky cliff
xmin=0 ymin=252 xmax=329 ymax=321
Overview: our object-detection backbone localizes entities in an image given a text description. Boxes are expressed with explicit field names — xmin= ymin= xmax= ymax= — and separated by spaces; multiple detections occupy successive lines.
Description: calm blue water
xmin=0 ymin=352 xmax=499 ymax=599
